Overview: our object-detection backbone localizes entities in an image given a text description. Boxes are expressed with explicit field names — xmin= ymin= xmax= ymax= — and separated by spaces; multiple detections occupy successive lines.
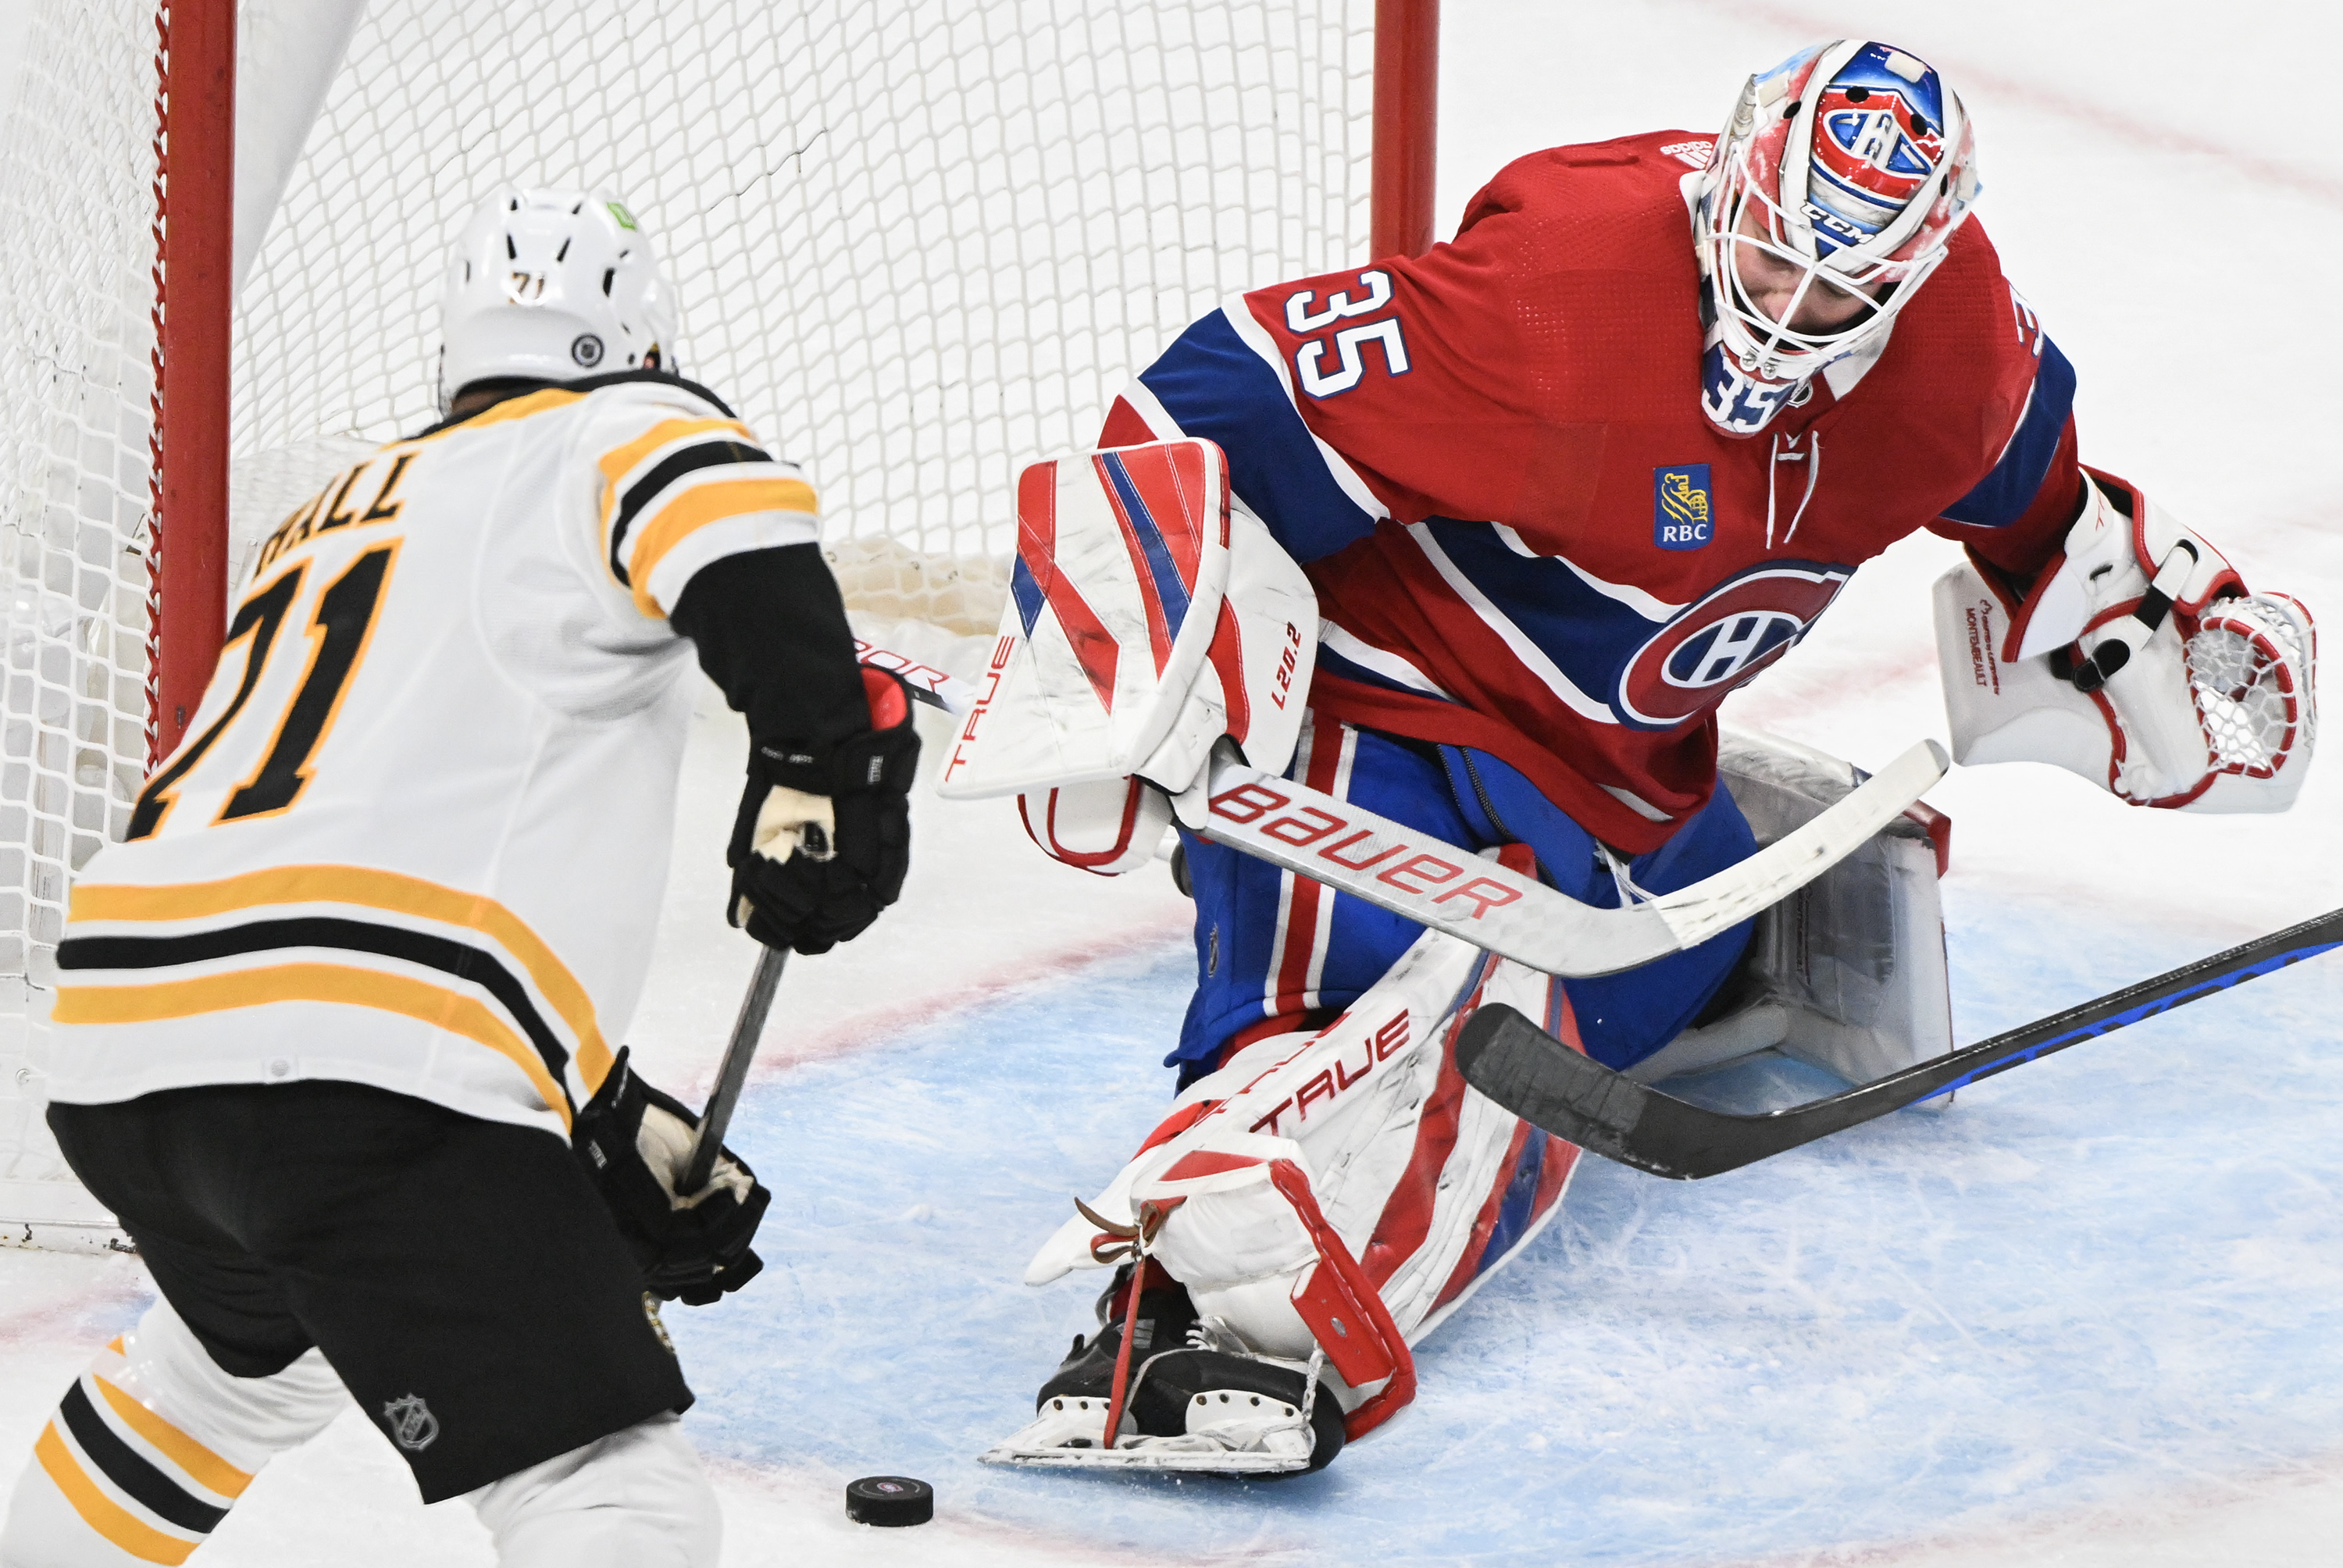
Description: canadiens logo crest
xmin=1615 ymin=561 xmax=1851 ymax=728
xmin=1653 ymin=465 xmax=1714 ymax=551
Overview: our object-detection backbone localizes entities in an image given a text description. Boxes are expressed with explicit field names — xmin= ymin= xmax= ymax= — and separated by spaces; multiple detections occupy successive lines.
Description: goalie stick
xmin=1454 ymin=905 xmax=2343 ymax=1180
xmin=853 ymin=639 xmax=1949 ymax=979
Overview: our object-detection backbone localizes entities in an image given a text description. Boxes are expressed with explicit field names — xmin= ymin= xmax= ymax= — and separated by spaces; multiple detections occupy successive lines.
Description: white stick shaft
xmin=851 ymin=638 xmax=1948 ymax=978
xmin=1196 ymin=741 xmax=1944 ymax=975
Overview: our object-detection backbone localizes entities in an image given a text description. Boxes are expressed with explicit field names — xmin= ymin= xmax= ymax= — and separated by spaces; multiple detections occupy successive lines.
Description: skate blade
xmin=977 ymin=1440 xmax=1307 ymax=1474
xmin=978 ymin=1406 xmax=1310 ymax=1474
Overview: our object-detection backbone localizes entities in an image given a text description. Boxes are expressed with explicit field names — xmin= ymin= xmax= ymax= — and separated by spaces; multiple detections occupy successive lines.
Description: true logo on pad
xmin=1653 ymin=465 xmax=1714 ymax=551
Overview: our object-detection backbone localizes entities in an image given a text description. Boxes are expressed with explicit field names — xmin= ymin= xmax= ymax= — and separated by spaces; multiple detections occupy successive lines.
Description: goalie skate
xmin=979 ymin=1271 xmax=1343 ymax=1475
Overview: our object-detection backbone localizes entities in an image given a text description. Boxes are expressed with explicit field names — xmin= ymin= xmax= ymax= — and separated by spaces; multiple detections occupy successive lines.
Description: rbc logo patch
xmin=1654 ymin=465 xmax=1714 ymax=551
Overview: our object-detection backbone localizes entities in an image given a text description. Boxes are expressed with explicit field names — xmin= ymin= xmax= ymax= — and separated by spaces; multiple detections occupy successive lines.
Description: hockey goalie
xmin=943 ymin=39 xmax=2316 ymax=1476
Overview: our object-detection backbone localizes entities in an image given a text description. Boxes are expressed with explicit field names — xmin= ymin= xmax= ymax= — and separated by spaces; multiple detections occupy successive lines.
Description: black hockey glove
xmin=572 ymin=1047 xmax=769 ymax=1306
xmin=726 ymin=666 xmax=919 ymax=956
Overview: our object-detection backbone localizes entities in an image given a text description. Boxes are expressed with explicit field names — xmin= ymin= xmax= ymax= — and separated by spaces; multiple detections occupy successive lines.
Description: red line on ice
xmin=0 ymin=1264 xmax=148 ymax=1350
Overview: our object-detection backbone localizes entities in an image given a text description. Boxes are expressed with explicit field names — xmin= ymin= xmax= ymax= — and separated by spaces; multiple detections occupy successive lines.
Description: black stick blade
xmin=1457 ymin=1007 xmax=1706 ymax=1179
xmin=1459 ymin=906 xmax=2343 ymax=1185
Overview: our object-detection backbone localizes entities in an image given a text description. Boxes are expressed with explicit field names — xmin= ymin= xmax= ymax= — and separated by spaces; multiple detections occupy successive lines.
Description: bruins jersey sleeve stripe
xmin=607 ymin=437 xmax=772 ymax=582
xmin=55 ymin=1382 xmax=227 ymax=1537
xmin=598 ymin=429 xmax=819 ymax=618
xmin=625 ymin=475 xmax=819 ymax=618
xmin=60 ymin=917 xmax=578 ymax=1114
xmin=596 ymin=416 xmax=751 ymax=532
xmin=67 ymin=867 xmax=614 ymax=1091
xmin=54 ymin=964 xmax=572 ymax=1126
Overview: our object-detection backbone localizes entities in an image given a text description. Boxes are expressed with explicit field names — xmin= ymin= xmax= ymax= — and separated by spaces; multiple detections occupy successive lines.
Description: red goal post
xmin=0 ymin=0 xmax=1439 ymax=1249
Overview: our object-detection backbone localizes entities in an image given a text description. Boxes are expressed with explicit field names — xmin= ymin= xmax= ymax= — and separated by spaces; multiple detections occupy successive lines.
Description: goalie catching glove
xmin=573 ymin=1046 xmax=770 ymax=1305
xmin=729 ymin=665 xmax=920 ymax=953
xmin=1936 ymin=472 xmax=2316 ymax=811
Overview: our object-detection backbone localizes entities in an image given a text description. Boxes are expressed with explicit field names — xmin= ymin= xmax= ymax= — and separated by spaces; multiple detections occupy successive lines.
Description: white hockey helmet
xmin=1693 ymin=41 xmax=1981 ymax=436
xmin=436 ymin=187 xmax=678 ymax=414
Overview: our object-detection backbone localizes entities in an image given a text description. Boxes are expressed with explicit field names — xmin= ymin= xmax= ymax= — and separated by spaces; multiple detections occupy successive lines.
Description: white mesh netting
xmin=0 ymin=0 xmax=1376 ymax=1240
xmin=2188 ymin=596 xmax=2317 ymax=777
xmin=0 ymin=0 xmax=156 ymax=1239
xmin=234 ymin=0 xmax=1375 ymax=630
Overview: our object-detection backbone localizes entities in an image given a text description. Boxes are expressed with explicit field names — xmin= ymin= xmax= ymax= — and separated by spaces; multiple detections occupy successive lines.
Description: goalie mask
xmin=1694 ymin=41 xmax=1981 ymax=437
xmin=436 ymin=187 xmax=679 ymax=414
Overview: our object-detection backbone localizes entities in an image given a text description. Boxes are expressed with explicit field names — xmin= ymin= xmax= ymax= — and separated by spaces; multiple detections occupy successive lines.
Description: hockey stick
xmin=682 ymin=945 xmax=788 ymax=1194
xmin=1455 ymin=905 xmax=2343 ymax=1180
xmin=854 ymin=639 xmax=1949 ymax=980
xmin=1190 ymin=741 xmax=1944 ymax=979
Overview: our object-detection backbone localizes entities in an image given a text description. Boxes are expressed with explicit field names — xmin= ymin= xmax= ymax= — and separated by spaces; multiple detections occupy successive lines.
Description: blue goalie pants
xmin=1172 ymin=713 xmax=1759 ymax=1084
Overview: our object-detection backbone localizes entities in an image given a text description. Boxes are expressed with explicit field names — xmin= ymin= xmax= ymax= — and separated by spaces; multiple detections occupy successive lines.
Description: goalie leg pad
xmin=1138 ymin=1145 xmax=1415 ymax=1438
xmin=1026 ymin=918 xmax=1592 ymax=1437
xmin=1630 ymin=728 xmax=1956 ymax=1088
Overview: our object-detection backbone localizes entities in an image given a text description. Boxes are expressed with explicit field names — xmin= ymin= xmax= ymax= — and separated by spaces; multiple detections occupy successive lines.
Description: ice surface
xmin=3 ymin=0 xmax=2341 ymax=1563
xmin=676 ymin=904 xmax=2343 ymax=1566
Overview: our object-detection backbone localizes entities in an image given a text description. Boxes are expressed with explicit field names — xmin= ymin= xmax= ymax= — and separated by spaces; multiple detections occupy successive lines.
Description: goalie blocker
xmin=934 ymin=436 xmax=1320 ymax=868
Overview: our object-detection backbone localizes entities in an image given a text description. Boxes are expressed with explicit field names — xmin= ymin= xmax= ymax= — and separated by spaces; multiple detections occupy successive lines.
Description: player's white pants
xmin=1025 ymin=916 xmax=1585 ymax=1433
xmin=0 ymin=1302 xmax=720 ymax=1566
xmin=468 ymin=1414 xmax=718 ymax=1568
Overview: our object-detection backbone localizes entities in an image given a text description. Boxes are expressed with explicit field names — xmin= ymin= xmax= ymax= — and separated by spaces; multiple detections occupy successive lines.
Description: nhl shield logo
xmin=382 ymin=1394 xmax=440 ymax=1452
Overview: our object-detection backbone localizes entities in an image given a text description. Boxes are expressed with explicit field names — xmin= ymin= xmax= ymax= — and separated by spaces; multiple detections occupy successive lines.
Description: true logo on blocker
xmin=1653 ymin=464 xmax=1714 ymax=551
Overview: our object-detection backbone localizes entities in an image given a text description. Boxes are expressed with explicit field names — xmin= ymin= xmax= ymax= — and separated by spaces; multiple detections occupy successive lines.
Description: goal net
xmin=0 ymin=0 xmax=1388 ymax=1248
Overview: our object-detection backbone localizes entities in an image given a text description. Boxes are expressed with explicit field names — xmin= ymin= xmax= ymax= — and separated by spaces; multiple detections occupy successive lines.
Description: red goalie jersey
xmin=1101 ymin=130 xmax=2088 ymax=852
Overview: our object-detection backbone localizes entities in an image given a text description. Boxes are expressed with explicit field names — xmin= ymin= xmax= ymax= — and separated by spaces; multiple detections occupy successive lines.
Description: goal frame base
xmin=0 ymin=1179 xmax=131 ymax=1256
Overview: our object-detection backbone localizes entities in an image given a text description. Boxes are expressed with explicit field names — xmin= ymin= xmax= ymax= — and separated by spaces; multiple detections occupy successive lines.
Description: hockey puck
xmin=845 ymin=1474 xmax=933 ymax=1527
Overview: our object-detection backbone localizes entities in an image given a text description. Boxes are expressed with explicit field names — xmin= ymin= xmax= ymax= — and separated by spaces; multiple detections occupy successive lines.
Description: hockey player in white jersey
xmin=0 ymin=189 xmax=918 ymax=1566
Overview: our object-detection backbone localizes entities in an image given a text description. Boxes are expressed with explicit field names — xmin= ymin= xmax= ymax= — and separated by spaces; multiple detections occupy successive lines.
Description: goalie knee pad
xmin=1631 ymin=727 xmax=1955 ymax=1088
xmin=467 ymin=1413 xmax=719 ymax=1568
xmin=1 ymin=1302 xmax=344 ymax=1566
